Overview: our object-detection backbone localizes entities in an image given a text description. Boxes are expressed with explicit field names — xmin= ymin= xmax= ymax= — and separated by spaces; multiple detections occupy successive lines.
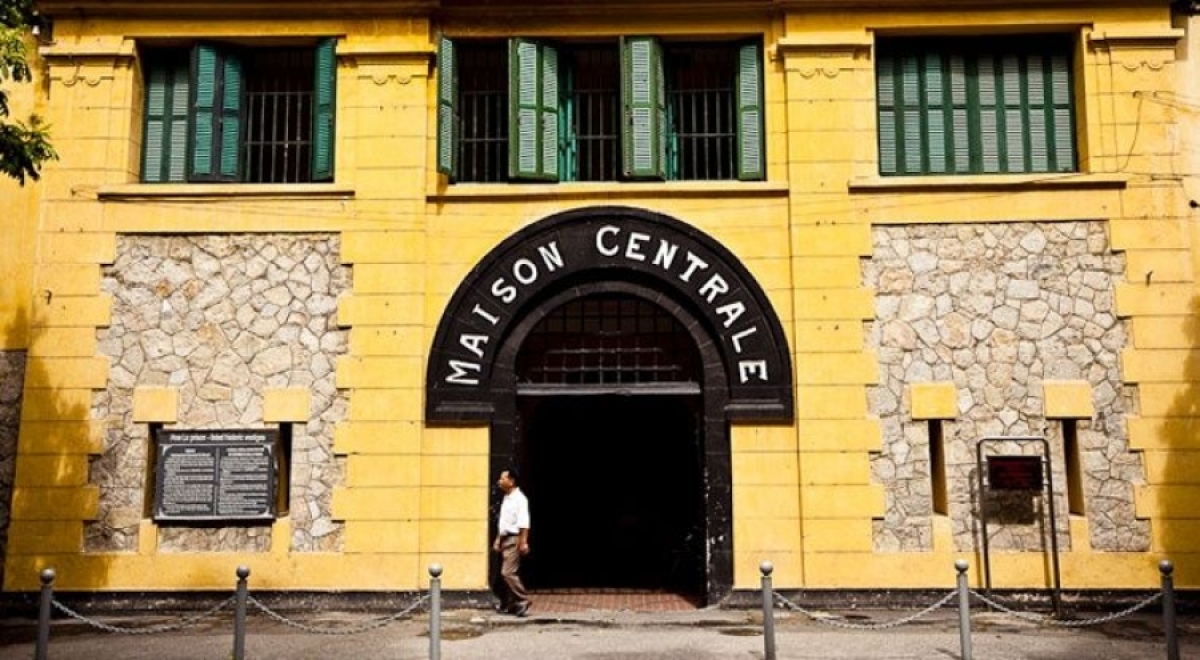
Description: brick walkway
xmin=529 ymin=589 xmax=702 ymax=613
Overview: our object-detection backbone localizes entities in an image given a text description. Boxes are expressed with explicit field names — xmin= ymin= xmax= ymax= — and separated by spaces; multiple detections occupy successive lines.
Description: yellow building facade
xmin=2 ymin=0 xmax=1198 ymax=603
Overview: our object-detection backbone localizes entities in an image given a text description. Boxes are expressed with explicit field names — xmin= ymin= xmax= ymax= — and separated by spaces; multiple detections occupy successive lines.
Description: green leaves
xmin=0 ymin=113 xmax=55 ymax=183
xmin=0 ymin=1 xmax=57 ymax=184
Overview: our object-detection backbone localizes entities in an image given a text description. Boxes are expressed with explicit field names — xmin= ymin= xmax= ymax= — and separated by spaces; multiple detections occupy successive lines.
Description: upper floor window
xmin=876 ymin=35 xmax=1076 ymax=176
xmin=437 ymin=36 xmax=764 ymax=183
xmin=141 ymin=40 xmax=336 ymax=184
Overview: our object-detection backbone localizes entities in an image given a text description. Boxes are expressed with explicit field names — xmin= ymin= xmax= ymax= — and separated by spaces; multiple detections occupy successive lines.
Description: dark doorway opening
xmin=520 ymin=394 xmax=706 ymax=596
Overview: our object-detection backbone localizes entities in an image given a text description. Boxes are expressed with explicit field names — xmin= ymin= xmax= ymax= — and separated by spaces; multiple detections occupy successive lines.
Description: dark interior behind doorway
xmin=520 ymin=394 xmax=705 ymax=594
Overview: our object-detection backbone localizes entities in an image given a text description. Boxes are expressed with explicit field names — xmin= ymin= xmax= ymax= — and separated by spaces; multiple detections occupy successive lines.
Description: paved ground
xmin=2 ymin=600 xmax=1197 ymax=659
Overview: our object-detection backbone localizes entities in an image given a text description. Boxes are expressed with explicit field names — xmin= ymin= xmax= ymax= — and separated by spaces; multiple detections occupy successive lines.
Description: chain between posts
xmin=246 ymin=594 xmax=430 ymax=636
xmin=50 ymin=596 xmax=236 ymax=635
xmin=969 ymin=590 xmax=1164 ymax=627
xmin=773 ymin=590 xmax=959 ymax=630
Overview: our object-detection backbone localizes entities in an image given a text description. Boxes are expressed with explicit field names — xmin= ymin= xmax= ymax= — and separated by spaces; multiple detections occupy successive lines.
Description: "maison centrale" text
xmin=445 ymin=224 xmax=769 ymax=386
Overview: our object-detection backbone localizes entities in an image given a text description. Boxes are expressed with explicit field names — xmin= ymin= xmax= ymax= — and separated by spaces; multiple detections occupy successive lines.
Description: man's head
xmin=497 ymin=468 xmax=519 ymax=493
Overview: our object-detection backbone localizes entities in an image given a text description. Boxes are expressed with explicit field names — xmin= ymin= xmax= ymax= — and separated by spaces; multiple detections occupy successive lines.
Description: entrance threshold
xmin=529 ymin=589 xmax=703 ymax=613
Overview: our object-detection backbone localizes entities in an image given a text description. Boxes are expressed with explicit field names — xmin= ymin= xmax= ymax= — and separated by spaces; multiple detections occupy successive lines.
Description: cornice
xmin=35 ymin=1 xmax=437 ymax=19
xmin=1087 ymin=27 xmax=1186 ymax=49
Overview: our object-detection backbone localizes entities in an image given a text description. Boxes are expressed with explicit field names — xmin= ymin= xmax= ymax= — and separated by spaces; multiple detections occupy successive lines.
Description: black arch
xmin=426 ymin=205 xmax=794 ymax=423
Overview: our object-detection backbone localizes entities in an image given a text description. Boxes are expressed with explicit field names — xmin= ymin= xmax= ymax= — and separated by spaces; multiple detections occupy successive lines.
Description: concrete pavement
xmin=2 ymin=603 xmax=1197 ymax=659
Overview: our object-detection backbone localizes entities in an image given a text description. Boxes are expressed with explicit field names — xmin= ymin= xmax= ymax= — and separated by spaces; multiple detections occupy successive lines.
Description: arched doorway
xmin=514 ymin=294 xmax=707 ymax=595
xmin=425 ymin=206 xmax=794 ymax=603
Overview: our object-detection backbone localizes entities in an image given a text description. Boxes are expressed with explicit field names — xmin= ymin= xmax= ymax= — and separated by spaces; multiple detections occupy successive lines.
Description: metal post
xmin=1161 ymin=560 xmax=1178 ymax=660
xmin=1039 ymin=444 xmax=1062 ymax=618
xmin=761 ymin=561 xmax=776 ymax=660
xmin=429 ymin=564 xmax=443 ymax=660
xmin=956 ymin=560 xmax=972 ymax=660
xmin=35 ymin=568 xmax=55 ymax=660
xmin=233 ymin=565 xmax=250 ymax=660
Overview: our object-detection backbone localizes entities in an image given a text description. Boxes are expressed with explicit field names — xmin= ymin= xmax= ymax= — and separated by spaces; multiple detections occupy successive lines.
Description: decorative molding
xmin=1087 ymin=28 xmax=1185 ymax=51
xmin=773 ymin=33 xmax=873 ymax=61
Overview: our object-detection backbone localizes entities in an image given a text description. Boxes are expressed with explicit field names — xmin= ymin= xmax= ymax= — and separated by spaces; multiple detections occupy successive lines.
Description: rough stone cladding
xmin=865 ymin=221 xmax=1149 ymax=553
xmin=89 ymin=234 xmax=350 ymax=553
xmin=0 ymin=351 xmax=25 ymax=584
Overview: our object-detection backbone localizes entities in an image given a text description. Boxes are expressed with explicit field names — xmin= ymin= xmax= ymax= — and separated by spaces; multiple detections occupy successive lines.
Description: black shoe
xmin=493 ymin=602 xmax=507 ymax=613
xmin=513 ymin=602 xmax=530 ymax=618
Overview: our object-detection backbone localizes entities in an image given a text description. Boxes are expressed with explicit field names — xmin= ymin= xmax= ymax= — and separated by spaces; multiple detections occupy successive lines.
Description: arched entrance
xmin=515 ymin=294 xmax=707 ymax=594
xmin=426 ymin=206 xmax=794 ymax=604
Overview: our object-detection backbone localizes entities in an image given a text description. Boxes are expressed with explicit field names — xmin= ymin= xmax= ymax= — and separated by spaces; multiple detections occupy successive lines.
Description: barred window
xmin=141 ymin=40 xmax=336 ymax=183
xmin=438 ymin=37 xmax=764 ymax=183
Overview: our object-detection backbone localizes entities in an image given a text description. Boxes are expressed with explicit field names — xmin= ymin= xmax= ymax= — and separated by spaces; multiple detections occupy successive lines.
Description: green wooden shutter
xmin=436 ymin=35 xmax=457 ymax=177
xmin=876 ymin=52 xmax=899 ymax=175
xmin=218 ymin=51 xmax=243 ymax=180
xmin=190 ymin=44 xmax=242 ymax=182
xmin=142 ymin=52 xmax=190 ymax=183
xmin=879 ymin=37 xmax=1074 ymax=176
xmin=736 ymin=41 xmax=764 ymax=181
xmin=620 ymin=36 xmax=665 ymax=180
xmin=190 ymin=44 xmax=220 ymax=179
xmin=508 ymin=38 xmax=559 ymax=181
xmin=1048 ymin=53 xmax=1075 ymax=172
xmin=311 ymin=38 xmax=337 ymax=182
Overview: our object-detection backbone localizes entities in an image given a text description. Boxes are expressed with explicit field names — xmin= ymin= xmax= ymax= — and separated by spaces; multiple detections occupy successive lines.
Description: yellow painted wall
xmin=0 ymin=33 xmax=43 ymax=350
xmin=5 ymin=1 xmax=1198 ymax=597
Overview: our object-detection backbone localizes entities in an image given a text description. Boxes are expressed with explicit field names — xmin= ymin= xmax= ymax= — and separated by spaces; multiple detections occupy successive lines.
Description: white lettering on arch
xmin=459 ymin=333 xmax=489 ymax=358
xmin=512 ymin=258 xmax=539 ymax=285
xmin=446 ymin=360 xmax=481 ymax=385
xmin=595 ymin=225 xmax=620 ymax=256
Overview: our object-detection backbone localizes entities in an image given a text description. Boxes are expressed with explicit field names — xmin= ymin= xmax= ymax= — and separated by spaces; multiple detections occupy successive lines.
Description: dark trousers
xmin=496 ymin=537 xmax=529 ymax=610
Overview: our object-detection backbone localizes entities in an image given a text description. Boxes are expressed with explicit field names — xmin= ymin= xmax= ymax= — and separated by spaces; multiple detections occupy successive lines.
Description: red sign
xmin=987 ymin=456 xmax=1044 ymax=491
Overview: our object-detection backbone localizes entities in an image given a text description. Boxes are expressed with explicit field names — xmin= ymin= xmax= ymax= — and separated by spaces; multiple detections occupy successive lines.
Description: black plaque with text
xmin=986 ymin=455 xmax=1044 ymax=491
xmin=154 ymin=429 xmax=277 ymax=522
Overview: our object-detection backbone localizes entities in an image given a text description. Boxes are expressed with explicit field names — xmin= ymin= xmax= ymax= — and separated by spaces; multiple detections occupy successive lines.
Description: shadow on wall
xmin=1160 ymin=295 xmax=1200 ymax=584
xmin=2 ymin=300 xmax=114 ymax=595
xmin=0 ymin=307 xmax=29 ymax=590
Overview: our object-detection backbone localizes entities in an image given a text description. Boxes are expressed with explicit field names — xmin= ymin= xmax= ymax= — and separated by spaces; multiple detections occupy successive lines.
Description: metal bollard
xmin=761 ymin=561 xmax=776 ymax=660
xmin=35 ymin=567 xmax=55 ymax=660
xmin=429 ymin=564 xmax=443 ymax=660
xmin=955 ymin=560 xmax=972 ymax=660
xmin=1161 ymin=560 xmax=1178 ymax=660
xmin=233 ymin=565 xmax=250 ymax=660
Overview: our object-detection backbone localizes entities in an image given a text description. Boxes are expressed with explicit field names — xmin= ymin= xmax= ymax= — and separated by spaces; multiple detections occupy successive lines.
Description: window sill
xmin=97 ymin=183 xmax=356 ymax=201
xmin=848 ymin=172 xmax=1129 ymax=193
xmin=428 ymin=180 xmax=789 ymax=202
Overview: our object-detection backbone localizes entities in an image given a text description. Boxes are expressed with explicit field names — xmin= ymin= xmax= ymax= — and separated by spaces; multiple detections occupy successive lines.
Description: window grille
xmin=456 ymin=41 xmax=508 ymax=183
xmin=568 ymin=46 xmax=620 ymax=182
xmin=666 ymin=45 xmax=737 ymax=180
xmin=517 ymin=295 xmax=699 ymax=386
xmin=243 ymin=48 xmax=314 ymax=183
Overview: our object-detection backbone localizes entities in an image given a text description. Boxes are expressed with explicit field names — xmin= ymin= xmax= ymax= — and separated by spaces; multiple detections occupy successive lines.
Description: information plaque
xmin=986 ymin=455 xmax=1044 ymax=491
xmin=154 ymin=429 xmax=277 ymax=522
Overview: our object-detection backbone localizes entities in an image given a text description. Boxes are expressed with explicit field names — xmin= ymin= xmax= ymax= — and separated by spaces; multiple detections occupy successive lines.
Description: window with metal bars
xmin=516 ymin=295 xmax=700 ymax=387
xmin=875 ymin=35 xmax=1076 ymax=176
xmin=438 ymin=37 xmax=763 ymax=183
xmin=141 ymin=40 xmax=336 ymax=184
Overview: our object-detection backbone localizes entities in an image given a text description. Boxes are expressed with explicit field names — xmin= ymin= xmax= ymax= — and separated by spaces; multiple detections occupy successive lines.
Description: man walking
xmin=493 ymin=468 xmax=531 ymax=617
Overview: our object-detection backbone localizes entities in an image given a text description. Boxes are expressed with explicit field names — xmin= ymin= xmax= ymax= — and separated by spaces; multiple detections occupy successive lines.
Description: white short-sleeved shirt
xmin=498 ymin=487 xmax=530 ymax=536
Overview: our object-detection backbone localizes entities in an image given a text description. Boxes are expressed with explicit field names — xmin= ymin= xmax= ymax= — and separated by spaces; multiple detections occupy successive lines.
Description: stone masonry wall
xmin=864 ymin=221 xmax=1148 ymax=553
xmin=90 ymin=235 xmax=350 ymax=553
xmin=0 ymin=350 xmax=25 ymax=584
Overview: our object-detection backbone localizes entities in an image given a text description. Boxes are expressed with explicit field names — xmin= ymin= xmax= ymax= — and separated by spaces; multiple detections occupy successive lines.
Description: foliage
xmin=1 ymin=0 xmax=57 ymax=184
